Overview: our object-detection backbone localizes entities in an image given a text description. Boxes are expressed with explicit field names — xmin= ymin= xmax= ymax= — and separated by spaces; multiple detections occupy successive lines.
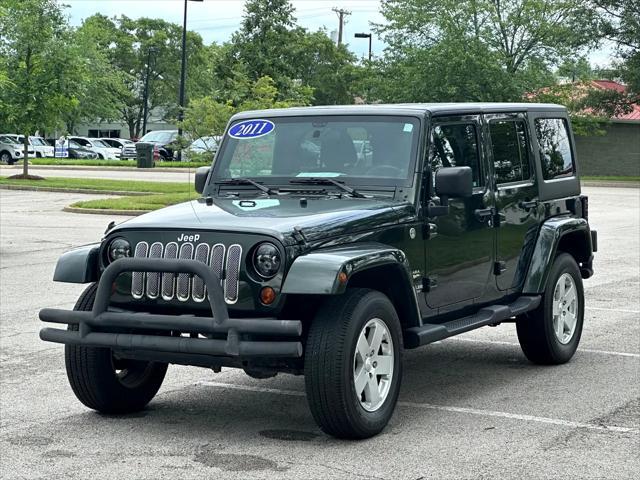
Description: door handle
xmin=519 ymin=199 xmax=539 ymax=210
xmin=474 ymin=207 xmax=494 ymax=221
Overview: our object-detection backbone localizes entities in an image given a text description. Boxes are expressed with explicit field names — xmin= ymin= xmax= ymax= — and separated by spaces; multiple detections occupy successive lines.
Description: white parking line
xmin=198 ymin=381 xmax=638 ymax=434
xmin=586 ymin=306 xmax=640 ymax=315
xmin=449 ymin=337 xmax=640 ymax=358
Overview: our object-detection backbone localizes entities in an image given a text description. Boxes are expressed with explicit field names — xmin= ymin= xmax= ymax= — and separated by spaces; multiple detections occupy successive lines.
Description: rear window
xmin=489 ymin=120 xmax=531 ymax=185
xmin=535 ymin=118 xmax=575 ymax=180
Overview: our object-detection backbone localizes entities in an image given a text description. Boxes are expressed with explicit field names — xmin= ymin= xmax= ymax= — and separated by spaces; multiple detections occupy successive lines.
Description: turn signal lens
xmin=260 ymin=287 xmax=276 ymax=305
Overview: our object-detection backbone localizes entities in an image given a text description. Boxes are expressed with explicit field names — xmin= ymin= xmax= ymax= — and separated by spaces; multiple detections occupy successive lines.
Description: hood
xmin=111 ymin=195 xmax=410 ymax=245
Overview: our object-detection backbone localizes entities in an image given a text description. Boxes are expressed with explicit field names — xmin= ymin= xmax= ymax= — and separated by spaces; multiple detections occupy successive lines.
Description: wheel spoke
xmin=356 ymin=334 xmax=369 ymax=361
xmin=555 ymin=317 xmax=564 ymax=338
xmin=552 ymin=300 xmax=560 ymax=317
xmin=365 ymin=375 xmax=381 ymax=406
xmin=354 ymin=367 xmax=368 ymax=396
xmin=563 ymin=283 xmax=575 ymax=304
xmin=368 ymin=324 xmax=384 ymax=354
xmin=375 ymin=355 xmax=393 ymax=376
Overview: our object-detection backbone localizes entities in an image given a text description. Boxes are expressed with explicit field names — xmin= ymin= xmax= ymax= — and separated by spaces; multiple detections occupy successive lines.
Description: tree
xmin=218 ymin=0 xmax=362 ymax=105
xmin=593 ymin=0 xmax=640 ymax=96
xmin=229 ymin=0 xmax=298 ymax=92
xmin=77 ymin=15 xmax=208 ymax=138
xmin=0 ymin=0 xmax=80 ymax=178
xmin=374 ymin=0 xmax=600 ymax=102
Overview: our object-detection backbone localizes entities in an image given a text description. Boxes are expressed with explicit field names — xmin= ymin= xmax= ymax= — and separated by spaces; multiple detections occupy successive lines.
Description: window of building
xmin=88 ymin=129 xmax=121 ymax=138
xmin=535 ymin=118 xmax=575 ymax=180
xmin=489 ymin=120 xmax=531 ymax=184
xmin=429 ymin=123 xmax=482 ymax=187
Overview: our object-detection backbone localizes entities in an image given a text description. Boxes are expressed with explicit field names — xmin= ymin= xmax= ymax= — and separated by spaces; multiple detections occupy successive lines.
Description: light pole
xmin=354 ymin=32 xmax=372 ymax=62
xmin=142 ymin=47 xmax=158 ymax=136
xmin=177 ymin=0 xmax=203 ymax=160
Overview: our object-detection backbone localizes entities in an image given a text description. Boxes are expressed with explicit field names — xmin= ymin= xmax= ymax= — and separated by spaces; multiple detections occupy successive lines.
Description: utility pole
xmin=332 ymin=7 xmax=351 ymax=45
xmin=142 ymin=47 xmax=158 ymax=137
xmin=177 ymin=0 xmax=203 ymax=160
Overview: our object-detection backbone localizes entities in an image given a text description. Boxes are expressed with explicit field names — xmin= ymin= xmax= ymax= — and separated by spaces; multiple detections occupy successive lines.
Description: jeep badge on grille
xmin=177 ymin=233 xmax=200 ymax=242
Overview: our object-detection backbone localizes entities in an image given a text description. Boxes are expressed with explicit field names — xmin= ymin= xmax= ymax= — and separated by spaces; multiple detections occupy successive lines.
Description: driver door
xmin=424 ymin=116 xmax=495 ymax=311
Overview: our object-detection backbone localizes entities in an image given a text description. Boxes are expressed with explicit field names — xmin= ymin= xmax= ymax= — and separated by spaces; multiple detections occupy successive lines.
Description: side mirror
xmin=195 ymin=166 xmax=211 ymax=194
xmin=435 ymin=166 xmax=473 ymax=198
xmin=428 ymin=166 xmax=473 ymax=217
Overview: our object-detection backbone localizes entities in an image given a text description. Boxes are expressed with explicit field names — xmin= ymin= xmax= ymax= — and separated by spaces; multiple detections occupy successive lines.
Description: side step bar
xmin=404 ymin=296 xmax=541 ymax=348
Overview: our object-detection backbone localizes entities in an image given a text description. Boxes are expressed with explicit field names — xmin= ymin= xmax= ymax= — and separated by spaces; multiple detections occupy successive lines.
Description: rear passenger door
xmin=486 ymin=113 xmax=540 ymax=292
xmin=425 ymin=115 xmax=495 ymax=310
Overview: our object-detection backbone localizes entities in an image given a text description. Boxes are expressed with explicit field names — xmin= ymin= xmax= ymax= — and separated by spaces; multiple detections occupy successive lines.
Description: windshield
xmin=141 ymin=131 xmax=176 ymax=143
xmin=214 ymin=115 xmax=420 ymax=186
xmin=91 ymin=139 xmax=110 ymax=148
xmin=0 ymin=136 xmax=19 ymax=145
xmin=69 ymin=141 xmax=82 ymax=148
xmin=191 ymin=137 xmax=217 ymax=149
xmin=29 ymin=137 xmax=47 ymax=146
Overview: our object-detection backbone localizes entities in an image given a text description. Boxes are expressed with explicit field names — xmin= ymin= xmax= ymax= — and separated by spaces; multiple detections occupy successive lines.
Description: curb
xmin=1 ymin=164 xmax=197 ymax=173
xmin=63 ymin=206 xmax=149 ymax=216
xmin=581 ymin=181 xmax=640 ymax=188
xmin=0 ymin=184 xmax=151 ymax=196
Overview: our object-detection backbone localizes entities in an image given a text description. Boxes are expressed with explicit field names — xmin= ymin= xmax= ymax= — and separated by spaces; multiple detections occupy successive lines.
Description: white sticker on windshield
xmin=296 ymin=172 xmax=344 ymax=178
xmin=403 ymin=123 xmax=414 ymax=133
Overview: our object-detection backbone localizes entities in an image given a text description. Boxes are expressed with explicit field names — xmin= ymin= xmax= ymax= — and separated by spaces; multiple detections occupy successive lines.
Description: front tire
xmin=516 ymin=253 xmax=584 ymax=365
xmin=65 ymin=284 xmax=168 ymax=413
xmin=304 ymin=289 xmax=403 ymax=439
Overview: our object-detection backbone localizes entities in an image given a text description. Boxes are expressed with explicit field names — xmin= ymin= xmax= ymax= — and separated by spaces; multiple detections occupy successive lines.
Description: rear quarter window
xmin=535 ymin=118 xmax=575 ymax=180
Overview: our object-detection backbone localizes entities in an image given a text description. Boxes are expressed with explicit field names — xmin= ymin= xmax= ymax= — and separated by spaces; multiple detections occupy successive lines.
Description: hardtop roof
xmin=231 ymin=102 xmax=567 ymax=121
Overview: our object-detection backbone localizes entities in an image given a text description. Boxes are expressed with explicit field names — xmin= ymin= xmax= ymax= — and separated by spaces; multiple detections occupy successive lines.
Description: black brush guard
xmin=39 ymin=258 xmax=303 ymax=358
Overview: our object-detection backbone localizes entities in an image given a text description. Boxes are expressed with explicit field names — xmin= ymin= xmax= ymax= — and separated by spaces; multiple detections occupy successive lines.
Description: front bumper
xmin=39 ymin=258 xmax=303 ymax=359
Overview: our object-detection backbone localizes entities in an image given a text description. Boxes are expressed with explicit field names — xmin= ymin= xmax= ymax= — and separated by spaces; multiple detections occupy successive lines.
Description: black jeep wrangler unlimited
xmin=40 ymin=103 xmax=597 ymax=439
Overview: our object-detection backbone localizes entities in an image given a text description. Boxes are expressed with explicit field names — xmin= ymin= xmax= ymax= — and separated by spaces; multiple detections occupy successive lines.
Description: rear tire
xmin=65 ymin=284 xmax=168 ymax=413
xmin=304 ymin=289 xmax=403 ymax=439
xmin=516 ymin=253 xmax=584 ymax=365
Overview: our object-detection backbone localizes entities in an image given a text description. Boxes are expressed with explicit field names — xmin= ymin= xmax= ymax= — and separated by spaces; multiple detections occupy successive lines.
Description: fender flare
xmin=53 ymin=244 xmax=100 ymax=284
xmin=522 ymin=216 xmax=593 ymax=294
xmin=282 ymin=243 xmax=413 ymax=295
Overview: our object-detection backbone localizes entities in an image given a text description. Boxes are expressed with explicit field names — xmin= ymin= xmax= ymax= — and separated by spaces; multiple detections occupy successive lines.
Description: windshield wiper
xmin=289 ymin=178 xmax=366 ymax=198
xmin=216 ymin=178 xmax=277 ymax=195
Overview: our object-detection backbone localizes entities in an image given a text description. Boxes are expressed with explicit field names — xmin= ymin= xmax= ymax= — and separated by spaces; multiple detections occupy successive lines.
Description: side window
xmin=429 ymin=123 xmax=482 ymax=187
xmin=489 ymin=120 xmax=531 ymax=185
xmin=535 ymin=118 xmax=575 ymax=180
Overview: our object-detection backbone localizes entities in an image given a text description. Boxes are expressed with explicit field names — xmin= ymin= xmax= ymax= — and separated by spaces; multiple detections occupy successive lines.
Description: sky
xmin=62 ymin=0 xmax=613 ymax=67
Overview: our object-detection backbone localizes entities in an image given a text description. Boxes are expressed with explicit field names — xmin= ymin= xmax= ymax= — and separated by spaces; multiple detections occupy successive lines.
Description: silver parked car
xmin=0 ymin=135 xmax=35 ymax=164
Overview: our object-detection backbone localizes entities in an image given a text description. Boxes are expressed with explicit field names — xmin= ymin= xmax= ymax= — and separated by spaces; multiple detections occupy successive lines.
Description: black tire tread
xmin=65 ymin=284 xmax=167 ymax=413
xmin=304 ymin=288 xmax=402 ymax=439
xmin=516 ymin=253 xmax=584 ymax=365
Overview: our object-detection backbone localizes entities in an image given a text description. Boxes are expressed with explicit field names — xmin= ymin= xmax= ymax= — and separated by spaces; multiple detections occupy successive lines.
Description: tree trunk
xmin=23 ymin=131 xmax=30 ymax=177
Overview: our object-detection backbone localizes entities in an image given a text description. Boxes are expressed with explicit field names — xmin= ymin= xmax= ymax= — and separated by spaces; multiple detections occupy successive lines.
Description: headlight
xmin=253 ymin=242 xmax=281 ymax=279
xmin=108 ymin=238 xmax=131 ymax=262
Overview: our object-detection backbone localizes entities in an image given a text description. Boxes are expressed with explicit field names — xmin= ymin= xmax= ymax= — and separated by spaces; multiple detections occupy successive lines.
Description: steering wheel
xmin=366 ymin=165 xmax=404 ymax=177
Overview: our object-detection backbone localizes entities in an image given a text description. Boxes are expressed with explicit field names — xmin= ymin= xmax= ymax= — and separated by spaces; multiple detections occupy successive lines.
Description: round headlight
xmin=253 ymin=242 xmax=281 ymax=279
xmin=108 ymin=238 xmax=131 ymax=262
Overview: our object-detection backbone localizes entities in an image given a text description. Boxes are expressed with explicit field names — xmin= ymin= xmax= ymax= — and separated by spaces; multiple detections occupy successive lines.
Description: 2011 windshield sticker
xmin=228 ymin=119 xmax=275 ymax=139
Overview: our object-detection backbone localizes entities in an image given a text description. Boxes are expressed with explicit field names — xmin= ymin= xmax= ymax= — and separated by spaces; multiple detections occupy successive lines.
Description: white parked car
xmin=183 ymin=136 xmax=220 ymax=162
xmin=12 ymin=135 xmax=55 ymax=158
xmin=0 ymin=135 xmax=35 ymax=164
xmin=100 ymin=138 xmax=134 ymax=149
xmin=68 ymin=136 xmax=121 ymax=159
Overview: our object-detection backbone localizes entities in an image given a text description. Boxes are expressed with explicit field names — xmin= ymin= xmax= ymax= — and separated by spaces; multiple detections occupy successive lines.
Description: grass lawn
xmin=582 ymin=175 xmax=640 ymax=182
xmin=25 ymin=158 xmax=208 ymax=169
xmin=70 ymin=192 xmax=195 ymax=211
xmin=0 ymin=176 xmax=193 ymax=194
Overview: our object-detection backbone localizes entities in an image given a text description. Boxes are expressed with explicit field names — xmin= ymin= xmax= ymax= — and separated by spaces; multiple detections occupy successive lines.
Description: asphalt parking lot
xmin=0 ymin=186 xmax=638 ymax=479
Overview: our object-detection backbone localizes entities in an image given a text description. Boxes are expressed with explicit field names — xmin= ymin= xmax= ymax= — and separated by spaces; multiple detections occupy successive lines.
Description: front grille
xmin=131 ymin=241 xmax=242 ymax=304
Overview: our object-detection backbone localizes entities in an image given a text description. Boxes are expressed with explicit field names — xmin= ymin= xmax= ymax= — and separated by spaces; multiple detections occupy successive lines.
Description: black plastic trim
xmin=40 ymin=257 xmax=303 ymax=358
